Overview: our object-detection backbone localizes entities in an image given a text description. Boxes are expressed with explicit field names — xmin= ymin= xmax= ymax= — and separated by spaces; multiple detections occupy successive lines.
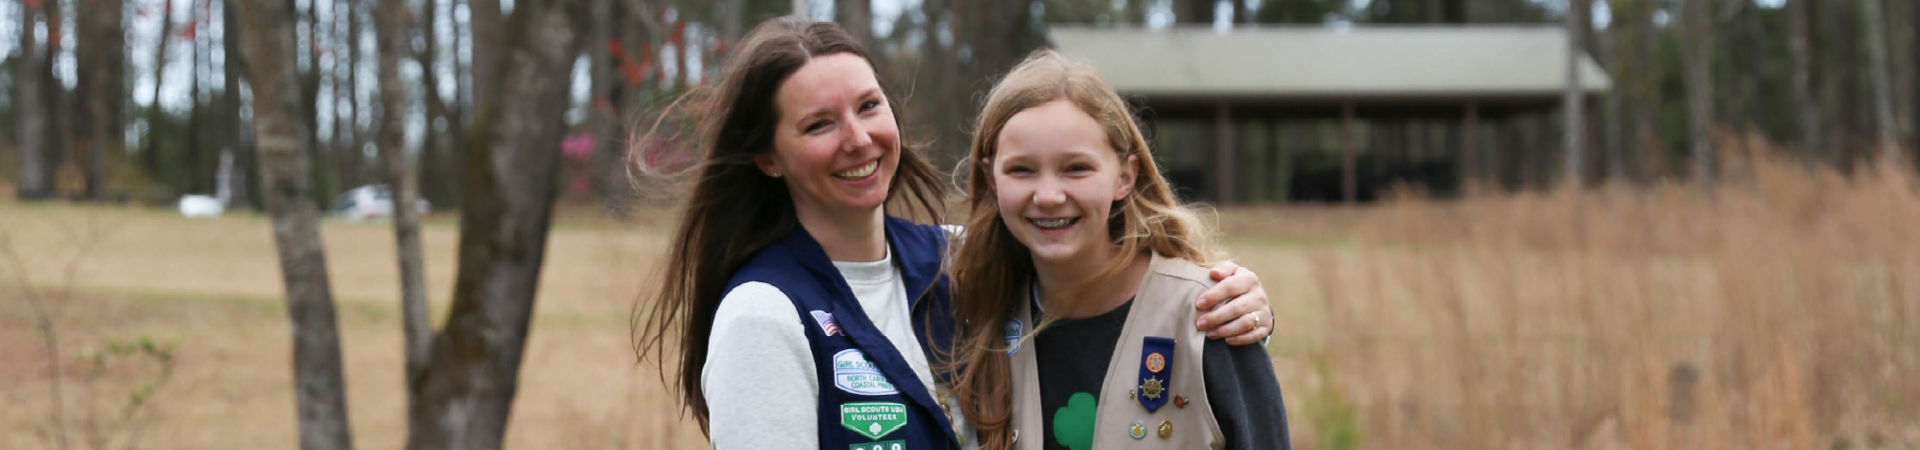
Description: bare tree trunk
xmin=836 ymin=0 xmax=872 ymax=44
xmin=43 ymin=0 xmax=72 ymax=196
xmin=450 ymin=0 xmax=475 ymax=208
xmin=233 ymin=0 xmax=357 ymax=449
xmin=1600 ymin=23 xmax=1625 ymax=183
xmin=305 ymin=0 xmax=332 ymax=204
xmin=15 ymin=0 xmax=51 ymax=200
xmin=336 ymin=0 xmax=362 ymax=190
xmin=469 ymin=0 xmax=502 ymax=111
xmin=1681 ymin=0 xmax=1714 ymax=186
xmin=1181 ymin=0 xmax=1211 ymax=24
xmin=1563 ymin=0 xmax=1584 ymax=187
xmin=1789 ymin=0 xmax=1821 ymax=156
xmin=671 ymin=18 xmax=687 ymax=89
xmin=331 ymin=0 xmax=348 ymax=190
xmin=406 ymin=1 xmax=582 ymax=449
xmin=1911 ymin=0 xmax=1920 ymax=162
xmin=1715 ymin=0 xmax=1753 ymax=132
xmin=1863 ymin=0 xmax=1902 ymax=166
xmin=586 ymin=0 xmax=625 ymax=213
xmin=413 ymin=0 xmax=457 ymax=207
xmin=144 ymin=0 xmax=177 ymax=177
xmin=77 ymin=0 xmax=126 ymax=200
xmin=1627 ymin=0 xmax=1658 ymax=182
xmin=187 ymin=0 xmax=206 ymax=195
xmin=606 ymin=0 xmax=663 ymax=201
xmin=226 ymin=0 xmax=256 ymax=210
xmin=376 ymin=0 xmax=431 ymax=395
xmin=1825 ymin=0 xmax=1862 ymax=171
xmin=718 ymin=0 xmax=744 ymax=40
xmin=964 ymin=0 xmax=1034 ymax=88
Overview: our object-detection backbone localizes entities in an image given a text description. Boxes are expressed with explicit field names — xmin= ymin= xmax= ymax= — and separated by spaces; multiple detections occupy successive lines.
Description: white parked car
xmin=178 ymin=194 xmax=226 ymax=218
xmin=331 ymin=185 xmax=431 ymax=221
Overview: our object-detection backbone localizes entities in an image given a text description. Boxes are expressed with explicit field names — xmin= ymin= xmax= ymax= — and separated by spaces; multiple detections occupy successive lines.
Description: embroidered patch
xmin=833 ymin=349 xmax=898 ymax=395
xmin=1051 ymin=392 xmax=1096 ymax=450
xmin=1004 ymin=318 xmax=1023 ymax=356
xmin=840 ymin=402 xmax=909 ymax=440
xmin=811 ymin=310 xmax=842 ymax=336
xmin=849 ymin=440 xmax=904 ymax=450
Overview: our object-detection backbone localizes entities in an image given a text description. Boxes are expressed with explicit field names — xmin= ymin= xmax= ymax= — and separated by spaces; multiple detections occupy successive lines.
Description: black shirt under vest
xmin=1032 ymin=299 xmax=1293 ymax=450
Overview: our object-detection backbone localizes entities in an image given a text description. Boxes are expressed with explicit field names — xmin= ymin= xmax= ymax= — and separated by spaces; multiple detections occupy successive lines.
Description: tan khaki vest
xmin=1007 ymin=253 xmax=1225 ymax=449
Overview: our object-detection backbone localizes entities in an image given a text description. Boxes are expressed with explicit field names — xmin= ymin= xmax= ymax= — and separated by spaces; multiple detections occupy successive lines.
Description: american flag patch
xmin=810 ymin=310 xmax=841 ymax=336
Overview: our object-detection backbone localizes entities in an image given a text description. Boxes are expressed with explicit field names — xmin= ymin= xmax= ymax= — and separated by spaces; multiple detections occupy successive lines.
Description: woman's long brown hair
xmin=946 ymin=49 xmax=1220 ymax=450
xmin=630 ymin=17 xmax=946 ymax=434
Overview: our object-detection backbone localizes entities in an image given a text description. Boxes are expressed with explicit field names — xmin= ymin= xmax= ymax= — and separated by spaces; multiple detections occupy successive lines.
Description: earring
xmin=769 ymin=171 xmax=782 ymax=178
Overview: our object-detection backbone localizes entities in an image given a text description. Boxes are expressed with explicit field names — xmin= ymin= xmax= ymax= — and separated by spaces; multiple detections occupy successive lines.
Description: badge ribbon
xmin=1137 ymin=336 xmax=1175 ymax=412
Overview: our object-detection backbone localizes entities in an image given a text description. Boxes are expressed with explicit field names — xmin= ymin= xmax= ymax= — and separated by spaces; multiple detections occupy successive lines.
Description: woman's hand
xmin=1196 ymin=261 xmax=1274 ymax=346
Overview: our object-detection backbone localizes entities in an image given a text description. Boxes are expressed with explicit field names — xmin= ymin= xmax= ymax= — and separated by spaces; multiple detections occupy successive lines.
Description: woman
xmin=631 ymin=18 xmax=1275 ymax=449
xmin=948 ymin=50 xmax=1290 ymax=450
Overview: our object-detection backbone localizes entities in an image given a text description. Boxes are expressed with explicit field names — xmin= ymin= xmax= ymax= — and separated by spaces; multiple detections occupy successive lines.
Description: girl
xmin=950 ymin=50 xmax=1292 ymax=450
xmin=631 ymin=19 xmax=1277 ymax=450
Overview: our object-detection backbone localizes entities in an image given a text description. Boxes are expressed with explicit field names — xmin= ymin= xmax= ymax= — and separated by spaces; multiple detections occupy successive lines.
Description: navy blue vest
xmin=722 ymin=216 xmax=958 ymax=450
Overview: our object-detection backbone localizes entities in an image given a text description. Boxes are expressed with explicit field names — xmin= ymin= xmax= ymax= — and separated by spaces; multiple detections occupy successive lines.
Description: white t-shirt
xmin=701 ymin=249 xmax=940 ymax=449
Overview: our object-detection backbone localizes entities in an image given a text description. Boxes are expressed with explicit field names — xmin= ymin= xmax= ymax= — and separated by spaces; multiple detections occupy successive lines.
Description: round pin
xmin=1146 ymin=352 xmax=1166 ymax=373
xmin=1129 ymin=421 xmax=1147 ymax=439
xmin=1158 ymin=420 xmax=1173 ymax=438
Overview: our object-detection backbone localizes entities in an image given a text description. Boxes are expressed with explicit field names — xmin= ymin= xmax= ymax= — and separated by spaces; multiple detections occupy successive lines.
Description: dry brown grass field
xmin=3 ymin=138 xmax=1918 ymax=449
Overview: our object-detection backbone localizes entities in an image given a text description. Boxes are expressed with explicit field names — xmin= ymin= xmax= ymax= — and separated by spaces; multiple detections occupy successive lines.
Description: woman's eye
xmin=805 ymin=121 xmax=830 ymax=134
xmin=860 ymin=100 xmax=880 ymax=112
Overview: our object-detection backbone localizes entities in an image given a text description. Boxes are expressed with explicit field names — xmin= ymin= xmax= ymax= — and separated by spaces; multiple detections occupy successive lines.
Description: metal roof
xmin=1047 ymin=25 xmax=1612 ymax=101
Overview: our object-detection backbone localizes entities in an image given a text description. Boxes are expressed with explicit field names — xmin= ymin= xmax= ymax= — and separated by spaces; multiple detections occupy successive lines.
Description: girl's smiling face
xmin=989 ymin=98 xmax=1137 ymax=265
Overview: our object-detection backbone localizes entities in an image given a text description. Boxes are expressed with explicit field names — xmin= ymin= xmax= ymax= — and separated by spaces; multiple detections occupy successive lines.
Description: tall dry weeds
xmin=1238 ymin=133 xmax=1920 ymax=450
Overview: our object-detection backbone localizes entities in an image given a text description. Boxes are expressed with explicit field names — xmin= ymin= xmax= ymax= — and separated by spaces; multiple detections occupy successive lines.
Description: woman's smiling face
xmin=758 ymin=53 xmax=901 ymax=220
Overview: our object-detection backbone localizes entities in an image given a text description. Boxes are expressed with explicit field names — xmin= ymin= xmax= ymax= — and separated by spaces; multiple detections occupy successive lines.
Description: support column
xmin=1271 ymin=120 xmax=1289 ymax=202
xmin=1214 ymin=102 xmax=1235 ymax=204
xmin=1341 ymin=101 xmax=1357 ymax=203
xmin=1462 ymin=101 xmax=1480 ymax=192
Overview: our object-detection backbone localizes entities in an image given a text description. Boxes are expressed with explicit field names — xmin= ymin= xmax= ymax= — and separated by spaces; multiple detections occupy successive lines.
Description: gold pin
xmin=1129 ymin=389 xmax=1136 ymax=399
xmin=1158 ymin=420 xmax=1173 ymax=438
xmin=1139 ymin=377 xmax=1165 ymax=400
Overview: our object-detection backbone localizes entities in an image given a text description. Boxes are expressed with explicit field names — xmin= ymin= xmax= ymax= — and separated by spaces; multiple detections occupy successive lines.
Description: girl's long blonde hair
xmin=946 ymin=49 xmax=1221 ymax=450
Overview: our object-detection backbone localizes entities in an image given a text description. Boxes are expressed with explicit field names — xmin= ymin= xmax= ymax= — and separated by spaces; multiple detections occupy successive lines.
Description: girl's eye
xmin=1004 ymin=166 xmax=1033 ymax=175
xmin=1065 ymin=164 xmax=1094 ymax=174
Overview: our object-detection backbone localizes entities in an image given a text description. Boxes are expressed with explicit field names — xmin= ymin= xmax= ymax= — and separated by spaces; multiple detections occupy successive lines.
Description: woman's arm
xmin=1202 ymin=340 xmax=1293 ymax=450
xmin=1198 ymin=262 xmax=1276 ymax=345
xmin=704 ymin=282 xmax=820 ymax=449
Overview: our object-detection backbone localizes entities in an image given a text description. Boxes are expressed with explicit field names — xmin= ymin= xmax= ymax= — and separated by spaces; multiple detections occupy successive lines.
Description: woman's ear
xmin=755 ymin=153 xmax=782 ymax=178
xmin=1115 ymin=154 xmax=1138 ymax=200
